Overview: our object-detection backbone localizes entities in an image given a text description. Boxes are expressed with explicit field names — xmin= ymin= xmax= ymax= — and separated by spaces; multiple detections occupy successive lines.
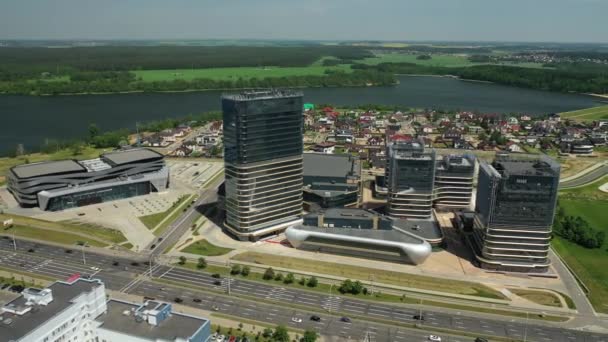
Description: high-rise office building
xmin=469 ymin=154 xmax=560 ymax=272
xmin=386 ymin=139 xmax=436 ymax=219
xmin=434 ymin=154 xmax=476 ymax=211
xmin=222 ymin=90 xmax=304 ymax=241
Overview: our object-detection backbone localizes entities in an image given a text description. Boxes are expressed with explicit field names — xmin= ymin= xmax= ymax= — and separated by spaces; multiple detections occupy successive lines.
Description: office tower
xmin=471 ymin=154 xmax=560 ymax=272
xmin=222 ymin=90 xmax=304 ymax=241
xmin=433 ymin=154 xmax=476 ymax=210
xmin=386 ymin=139 xmax=436 ymax=219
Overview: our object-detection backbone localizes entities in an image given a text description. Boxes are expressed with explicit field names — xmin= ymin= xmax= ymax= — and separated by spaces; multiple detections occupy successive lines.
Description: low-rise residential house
xmin=421 ymin=125 xmax=434 ymax=134
xmin=367 ymin=136 xmax=383 ymax=146
xmin=506 ymin=142 xmax=523 ymax=153
xmin=312 ymin=142 xmax=336 ymax=154
xmin=468 ymin=125 xmax=484 ymax=134
xmin=443 ymin=129 xmax=463 ymax=141
xmin=196 ymin=133 xmax=220 ymax=146
xmin=507 ymin=117 xmax=519 ymax=125
xmin=548 ymin=113 xmax=561 ymax=122
xmin=174 ymin=146 xmax=193 ymax=157
xmin=520 ymin=115 xmax=532 ymax=122
xmin=561 ymin=140 xmax=594 ymax=154
xmin=454 ymin=138 xmax=473 ymax=149
xmin=374 ymin=119 xmax=386 ymax=128
xmin=524 ymin=136 xmax=539 ymax=145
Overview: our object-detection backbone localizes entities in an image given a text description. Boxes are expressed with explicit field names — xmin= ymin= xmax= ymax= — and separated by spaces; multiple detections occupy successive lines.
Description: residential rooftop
xmin=0 ymin=279 xmax=102 ymax=342
xmin=96 ymin=300 xmax=208 ymax=341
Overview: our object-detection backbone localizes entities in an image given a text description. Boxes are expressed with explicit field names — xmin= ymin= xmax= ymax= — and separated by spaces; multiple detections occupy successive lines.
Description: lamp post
xmin=81 ymin=242 xmax=87 ymax=265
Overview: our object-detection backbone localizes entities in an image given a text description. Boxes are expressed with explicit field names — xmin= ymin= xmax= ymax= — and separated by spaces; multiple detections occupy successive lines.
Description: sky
xmin=1 ymin=0 xmax=607 ymax=43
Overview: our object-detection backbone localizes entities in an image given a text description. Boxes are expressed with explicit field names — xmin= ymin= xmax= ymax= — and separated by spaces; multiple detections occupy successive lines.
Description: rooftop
xmin=222 ymin=89 xmax=303 ymax=101
xmin=0 ymin=279 xmax=102 ymax=342
xmin=11 ymin=160 xmax=86 ymax=179
xmin=303 ymin=153 xmax=360 ymax=179
xmin=393 ymin=218 xmax=443 ymax=241
xmin=493 ymin=155 xmax=560 ymax=177
xmin=322 ymin=208 xmax=377 ymax=221
xmin=101 ymin=148 xmax=164 ymax=166
xmin=294 ymin=224 xmax=425 ymax=245
xmin=97 ymin=300 xmax=207 ymax=341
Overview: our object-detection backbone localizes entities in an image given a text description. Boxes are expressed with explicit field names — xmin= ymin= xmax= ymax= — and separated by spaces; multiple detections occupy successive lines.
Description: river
xmin=0 ymin=76 xmax=603 ymax=155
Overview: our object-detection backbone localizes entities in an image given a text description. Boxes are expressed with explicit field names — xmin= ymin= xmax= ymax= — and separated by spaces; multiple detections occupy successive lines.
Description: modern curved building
xmin=7 ymin=148 xmax=169 ymax=211
xmin=285 ymin=208 xmax=438 ymax=265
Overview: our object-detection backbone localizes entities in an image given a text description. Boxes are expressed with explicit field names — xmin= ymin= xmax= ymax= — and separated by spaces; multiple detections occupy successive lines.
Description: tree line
xmin=553 ymin=205 xmax=605 ymax=249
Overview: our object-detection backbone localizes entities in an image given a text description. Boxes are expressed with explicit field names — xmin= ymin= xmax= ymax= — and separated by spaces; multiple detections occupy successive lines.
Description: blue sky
xmin=1 ymin=0 xmax=606 ymax=42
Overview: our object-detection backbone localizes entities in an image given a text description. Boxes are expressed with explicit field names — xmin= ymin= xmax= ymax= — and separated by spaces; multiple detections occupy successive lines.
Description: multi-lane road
xmin=1 ymin=238 xmax=607 ymax=342
xmin=560 ymin=163 xmax=608 ymax=189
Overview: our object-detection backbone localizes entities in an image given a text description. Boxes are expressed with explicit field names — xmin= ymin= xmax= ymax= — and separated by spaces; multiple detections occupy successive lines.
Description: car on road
xmin=90 ymin=266 xmax=100 ymax=271
xmin=174 ymin=297 xmax=183 ymax=303
xmin=193 ymin=298 xmax=202 ymax=303
xmin=211 ymin=273 xmax=221 ymax=278
xmin=213 ymin=280 xmax=222 ymax=286
xmin=428 ymin=335 xmax=441 ymax=342
xmin=413 ymin=314 xmax=425 ymax=321
xmin=212 ymin=305 xmax=220 ymax=311
xmin=112 ymin=261 xmax=119 ymax=266
xmin=340 ymin=317 xmax=351 ymax=323
xmin=291 ymin=317 xmax=302 ymax=323
xmin=27 ymin=248 xmax=35 ymax=253
xmin=310 ymin=315 xmax=321 ymax=322
xmin=131 ymin=262 xmax=139 ymax=266
xmin=65 ymin=249 xmax=73 ymax=254
xmin=475 ymin=338 xmax=488 ymax=342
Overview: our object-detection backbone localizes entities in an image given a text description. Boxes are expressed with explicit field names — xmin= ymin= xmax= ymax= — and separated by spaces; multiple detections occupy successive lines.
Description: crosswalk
xmin=322 ymin=296 xmax=342 ymax=312
xmin=120 ymin=263 xmax=162 ymax=293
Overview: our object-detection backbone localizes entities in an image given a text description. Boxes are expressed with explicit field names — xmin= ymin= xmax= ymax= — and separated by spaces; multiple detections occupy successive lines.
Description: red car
xmin=229 ymin=336 xmax=236 ymax=342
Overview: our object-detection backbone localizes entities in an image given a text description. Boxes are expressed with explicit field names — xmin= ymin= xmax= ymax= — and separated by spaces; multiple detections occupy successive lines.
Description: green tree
xmin=301 ymin=330 xmax=318 ymax=342
xmin=262 ymin=328 xmax=273 ymax=338
xmin=339 ymin=279 xmax=353 ymax=294
xmin=307 ymin=276 xmax=318 ymax=288
xmin=88 ymin=123 xmax=99 ymax=140
xmin=272 ymin=325 xmax=289 ymax=342
xmin=231 ymin=264 xmax=242 ymax=275
xmin=298 ymin=277 xmax=306 ymax=286
xmin=196 ymin=257 xmax=207 ymax=269
xmin=178 ymin=256 xmax=187 ymax=265
xmin=274 ymin=273 xmax=284 ymax=281
xmin=284 ymin=273 xmax=295 ymax=284
xmin=263 ymin=267 xmax=275 ymax=280
xmin=241 ymin=266 xmax=250 ymax=277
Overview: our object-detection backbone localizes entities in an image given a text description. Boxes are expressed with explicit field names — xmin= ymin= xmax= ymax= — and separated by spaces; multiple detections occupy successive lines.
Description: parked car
xmin=340 ymin=317 xmax=351 ymax=323
xmin=291 ymin=317 xmax=302 ymax=323
xmin=428 ymin=335 xmax=441 ymax=342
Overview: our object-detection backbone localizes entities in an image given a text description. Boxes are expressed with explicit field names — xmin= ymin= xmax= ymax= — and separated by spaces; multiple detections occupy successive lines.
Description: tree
xmin=339 ymin=279 xmax=353 ymax=294
xmin=298 ymin=277 xmax=306 ymax=285
xmin=262 ymin=328 xmax=273 ymax=338
xmin=241 ymin=266 xmax=250 ymax=276
xmin=272 ymin=325 xmax=289 ymax=342
xmin=196 ymin=257 xmax=207 ymax=269
xmin=284 ymin=273 xmax=295 ymax=284
xmin=301 ymin=330 xmax=318 ymax=342
xmin=263 ymin=267 xmax=275 ymax=280
xmin=307 ymin=276 xmax=318 ymax=288
xmin=88 ymin=123 xmax=100 ymax=140
xmin=477 ymin=132 xmax=488 ymax=142
xmin=351 ymin=280 xmax=364 ymax=295
xmin=274 ymin=273 xmax=284 ymax=281
xmin=231 ymin=264 xmax=242 ymax=275
xmin=178 ymin=256 xmax=187 ymax=265
xmin=70 ymin=142 xmax=84 ymax=156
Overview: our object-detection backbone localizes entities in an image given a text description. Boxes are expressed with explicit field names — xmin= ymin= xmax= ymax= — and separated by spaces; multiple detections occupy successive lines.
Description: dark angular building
xmin=386 ymin=139 xmax=436 ymax=219
xmin=302 ymin=153 xmax=360 ymax=209
xmin=222 ymin=90 xmax=304 ymax=240
xmin=469 ymin=154 xmax=560 ymax=273
xmin=7 ymin=149 xmax=168 ymax=211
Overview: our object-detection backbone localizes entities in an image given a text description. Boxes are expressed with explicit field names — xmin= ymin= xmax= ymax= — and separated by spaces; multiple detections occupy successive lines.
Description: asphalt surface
xmin=560 ymin=164 xmax=608 ymax=189
xmin=1 ymin=239 xmax=607 ymax=342
xmin=146 ymin=174 xmax=224 ymax=254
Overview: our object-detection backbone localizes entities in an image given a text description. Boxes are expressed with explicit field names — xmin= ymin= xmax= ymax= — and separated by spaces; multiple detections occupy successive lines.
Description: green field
xmin=133 ymin=64 xmax=352 ymax=82
xmin=360 ymin=53 xmax=477 ymax=67
xmin=1 ymin=225 xmax=107 ymax=247
xmin=553 ymin=176 xmax=608 ymax=313
xmin=560 ymin=105 xmax=608 ymax=122
xmin=232 ymin=252 xmax=505 ymax=299
xmin=181 ymin=239 xmax=233 ymax=256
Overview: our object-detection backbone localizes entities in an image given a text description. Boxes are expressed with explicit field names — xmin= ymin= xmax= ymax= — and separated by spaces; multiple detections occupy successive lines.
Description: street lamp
xmin=226 ymin=260 xmax=231 ymax=295
xmin=81 ymin=242 xmax=87 ymax=265
xmin=12 ymin=229 xmax=17 ymax=251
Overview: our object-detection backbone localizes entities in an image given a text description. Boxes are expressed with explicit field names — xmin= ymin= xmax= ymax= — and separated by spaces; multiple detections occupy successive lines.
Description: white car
xmin=291 ymin=317 xmax=303 ymax=323
xmin=215 ymin=335 xmax=225 ymax=342
xmin=428 ymin=335 xmax=442 ymax=342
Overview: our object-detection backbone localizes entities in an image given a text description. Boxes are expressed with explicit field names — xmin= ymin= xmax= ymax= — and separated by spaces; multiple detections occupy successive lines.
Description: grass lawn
xmin=231 ymin=252 xmax=505 ymax=299
xmin=1 ymin=225 xmax=107 ymax=247
xmin=133 ymin=64 xmax=352 ymax=82
xmin=560 ymin=105 xmax=608 ymax=122
xmin=360 ymin=53 xmax=477 ymax=67
xmin=139 ymin=194 xmax=193 ymax=233
xmin=181 ymin=239 xmax=233 ymax=256
xmin=553 ymin=179 xmax=608 ymax=313
xmin=0 ymin=213 xmax=126 ymax=245
xmin=509 ymin=289 xmax=562 ymax=307
xmin=0 ymin=147 xmax=107 ymax=180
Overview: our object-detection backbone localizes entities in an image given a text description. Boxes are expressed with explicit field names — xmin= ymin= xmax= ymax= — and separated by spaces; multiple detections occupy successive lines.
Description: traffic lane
xmin=560 ymin=165 xmax=608 ymax=188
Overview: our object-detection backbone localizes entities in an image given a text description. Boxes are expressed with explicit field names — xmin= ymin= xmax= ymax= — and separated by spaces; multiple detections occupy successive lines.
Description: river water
xmin=0 ymin=76 xmax=603 ymax=154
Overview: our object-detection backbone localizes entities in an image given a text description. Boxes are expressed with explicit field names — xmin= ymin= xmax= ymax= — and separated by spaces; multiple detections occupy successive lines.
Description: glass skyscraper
xmin=385 ymin=139 xmax=436 ymax=219
xmin=222 ymin=90 xmax=304 ymax=241
xmin=470 ymin=154 xmax=560 ymax=272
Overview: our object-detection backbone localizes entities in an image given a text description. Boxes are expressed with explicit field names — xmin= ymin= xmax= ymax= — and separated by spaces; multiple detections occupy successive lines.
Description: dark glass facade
xmin=222 ymin=90 xmax=304 ymax=240
xmin=47 ymin=182 xmax=151 ymax=211
xmin=471 ymin=155 xmax=560 ymax=272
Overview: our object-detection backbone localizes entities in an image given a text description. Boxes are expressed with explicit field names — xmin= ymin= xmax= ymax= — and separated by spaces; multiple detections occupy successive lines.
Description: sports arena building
xmin=7 ymin=149 xmax=169 ymax=211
